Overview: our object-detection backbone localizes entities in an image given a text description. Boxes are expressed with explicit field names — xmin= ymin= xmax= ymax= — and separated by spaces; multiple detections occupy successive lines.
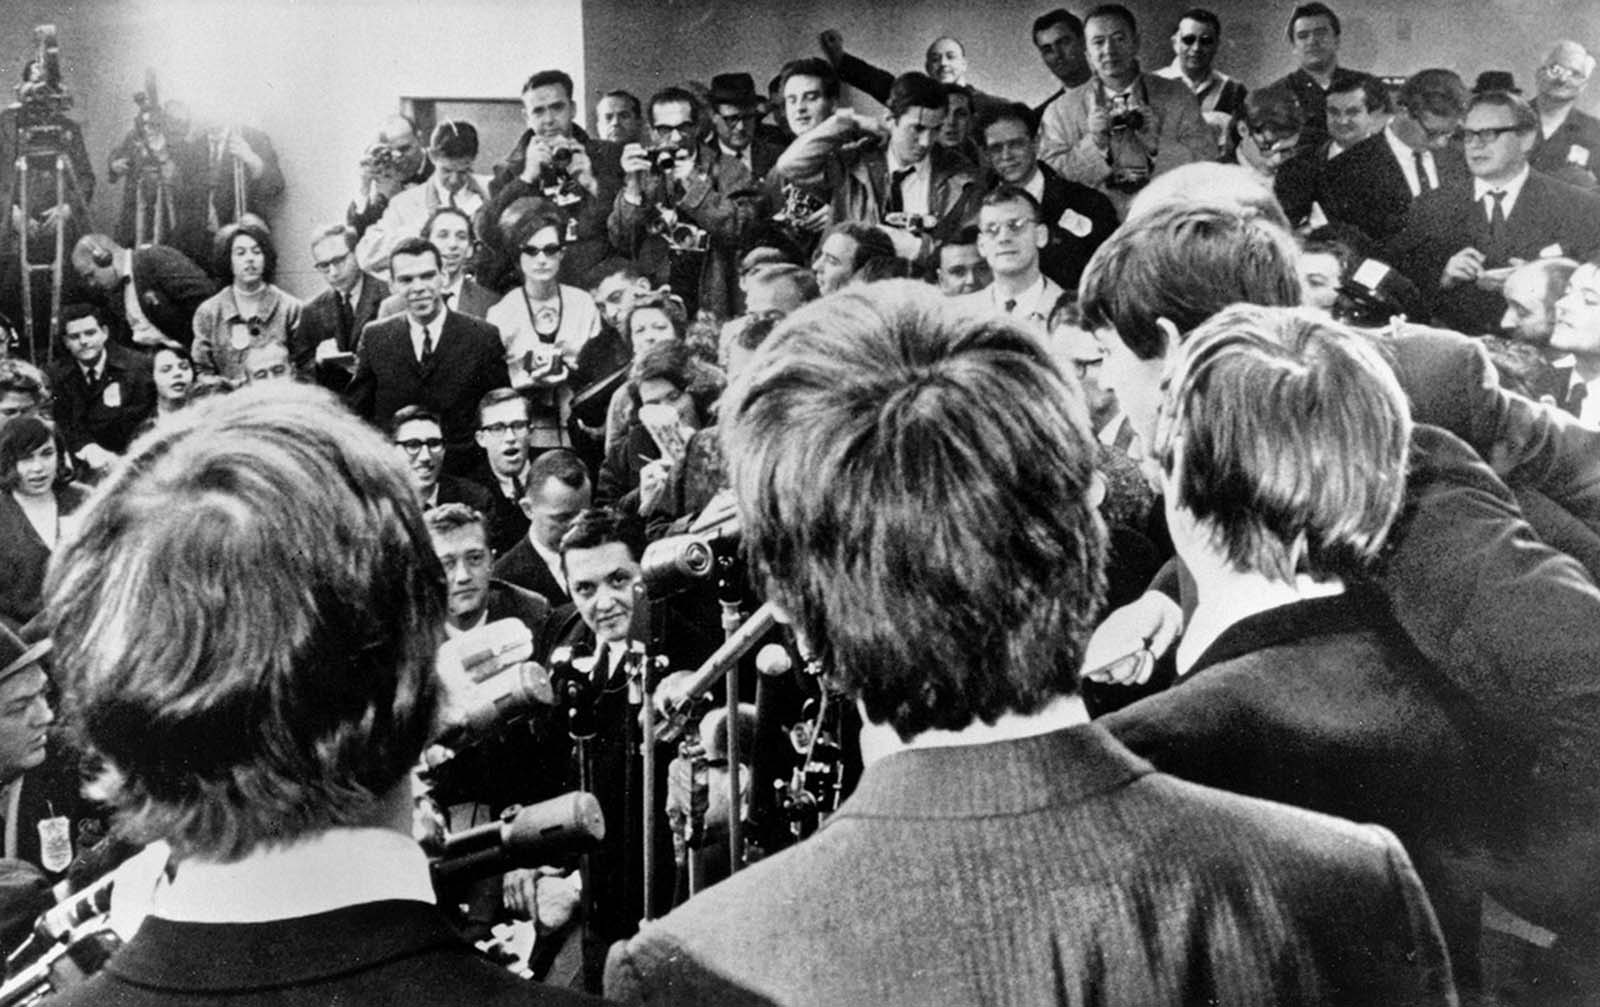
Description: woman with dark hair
xmin=486 ymin=210 xmax=602 ymax=452
xmin=600 ymin=289 xmax=725 ymax=454
xmin=0 ymin=417 xmax=87 ymax=631
xmin=191 ymin=221 xmax=304 ymax=388
xmin=595 ymin=341 xmax=713 ymax=518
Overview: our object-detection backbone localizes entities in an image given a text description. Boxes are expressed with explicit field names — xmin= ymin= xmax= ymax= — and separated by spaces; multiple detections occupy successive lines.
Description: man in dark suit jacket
xmin=604 ymin=282 xmax=1456 ymax=1006
xmin=975 ymin=102 xmax=1117 ymax=292
xmin=1385 ymin=92 xmax=1600 ymax=335
xmin=346 ymin=238 xmax=510 ymax=475
xmin=49 ymin=303 xmax=156 ymax=466
xmin=44 ymin=385 xmax=594 ymax=1007
xmin=291 ymin=223 xmax=389 ymax=389
xmin=1316 ymin=69 xmax=1471 ymax=243
xmin=1263 ymin=3 xmax=1369 ymax=152
xmin=70 ymin=234 xmax=215 ymax=350
xmin=494 ymin=448 xmax=591 ymax=606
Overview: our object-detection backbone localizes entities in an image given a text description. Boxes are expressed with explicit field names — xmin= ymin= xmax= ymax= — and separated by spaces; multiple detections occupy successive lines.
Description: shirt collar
xmin=443 ymin=608 xmax=490 ymax=639
xmin=150 ymin=827 xmax=435 ymax=923
xmin=1472 ymin=164 xmax=1532 ymax=205
xmin=1160 ymin=60 xmax=1221 ymax=96
xmin=223 ymin=285 xmax=283 ymax=323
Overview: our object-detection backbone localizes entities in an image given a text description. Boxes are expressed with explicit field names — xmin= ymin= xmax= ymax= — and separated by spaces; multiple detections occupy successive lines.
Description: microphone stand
xmin=715 ymin=555 xmax=745 ymax=875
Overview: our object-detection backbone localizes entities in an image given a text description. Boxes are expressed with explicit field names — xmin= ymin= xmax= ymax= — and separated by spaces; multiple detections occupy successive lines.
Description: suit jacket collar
xmin=830 ymin=722 xmax=1152 ymax=821
xmin=105 ymin=901 xmax=466 ymax=992
xmin=1188 ymin=585 xmax=1389 ymax=678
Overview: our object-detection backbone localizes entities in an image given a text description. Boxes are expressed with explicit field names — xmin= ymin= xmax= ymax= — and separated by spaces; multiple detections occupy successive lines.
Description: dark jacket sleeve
xmin=836 ymin=52 xmax=895 ymax=106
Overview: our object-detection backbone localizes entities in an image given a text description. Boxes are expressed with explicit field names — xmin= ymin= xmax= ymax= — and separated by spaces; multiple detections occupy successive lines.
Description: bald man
xmin=818 ymin=29 xmax=1012 ymax=122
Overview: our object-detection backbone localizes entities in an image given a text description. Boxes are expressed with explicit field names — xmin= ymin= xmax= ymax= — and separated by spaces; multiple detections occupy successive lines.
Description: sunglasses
xmin=522 ymin=243 xmax=564 ymax=258
xmin=1177 ymin=34 xmax=1217 ymax=46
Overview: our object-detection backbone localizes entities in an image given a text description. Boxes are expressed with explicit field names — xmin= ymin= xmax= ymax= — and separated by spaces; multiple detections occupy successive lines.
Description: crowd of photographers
xmin=2 ymin=2 xmax=1600 ymax=1004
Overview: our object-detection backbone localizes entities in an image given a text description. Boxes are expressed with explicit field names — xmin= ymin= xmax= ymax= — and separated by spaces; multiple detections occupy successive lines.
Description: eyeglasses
xmin=717 ymin=111 xmax=763 ymax=124
xmin=480 ymin=420 xmax=531 ymax=436
xmin=313 ymin=251 xmax=351 ymax=272
xmin=396 ymin=437 xmax=444 ymax=454
xmin=1177 ymin=34 xmax=1216 ymax=46
xmin=1541 ymin=63 xmax=1587 ymax=84
xmin=1461 ymin=125 xmax=1520 ymax=145
xmin=980 ymin=218 xmax=1035 ymax=237
xmin=521 ymin=243 xmax=563 ymax=258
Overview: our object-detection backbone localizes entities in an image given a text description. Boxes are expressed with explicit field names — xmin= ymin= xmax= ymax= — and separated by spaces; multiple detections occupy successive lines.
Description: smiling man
xmin=474 ymin=388 xmax=536 ymax=557
xmin=1154 ymin=8 xmax=1248 ymax=155
xmin=346 ymin=237 xmax=510 ymax=474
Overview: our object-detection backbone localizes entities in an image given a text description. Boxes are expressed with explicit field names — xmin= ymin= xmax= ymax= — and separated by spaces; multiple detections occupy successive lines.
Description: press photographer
xmin=347 ymin=114 xmax=433 ymax=239
xmin=106 ymin=72 xmax=179 ymax=248
xmin=479 ymin=70 xmax=624 ymax=292
xmin=1037 ymin=4 xmax=1212 ymax=214
xmin=610 ymin=82 xmax=779 ymax=320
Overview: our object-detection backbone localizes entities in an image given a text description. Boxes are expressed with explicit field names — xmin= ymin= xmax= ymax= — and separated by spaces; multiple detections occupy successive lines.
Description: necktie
xmin=86 ymin=366 xmax=99 ymax=387
xmin=1567 ymin=381 xmax=1588 ymax=419
xmin=420 ymin=328 xmax=434 ymax=365
xmin=512 ymin=472 xmax=524 ymax=500
xmin=1487 ymin=189 xmax=1507 ymax=242
xmin=1412 ymin=150 xmax=1432 ymax=194
xmin=886 ymin=167 xmax=914 ymax=216
xmin=1003 ymin=299 xmax=1017 ymax=314
xmin=336 ymin=293 xmax=355 ymax=344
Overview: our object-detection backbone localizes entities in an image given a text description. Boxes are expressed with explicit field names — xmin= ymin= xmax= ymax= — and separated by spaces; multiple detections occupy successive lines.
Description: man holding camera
xmin=609 ymin=83 xmax=778 ymax=319
xmin=479 ymin=71 xmax=623 ymax=293
xmin=1038 ymin=3 xmax=1212 ymax=216
xmin=774 ymin=71 xmax=981 ymax=268
xmin=347 ymin=114 xmax=434 ymax=239
xmin=356 ymin=120 xmax=491 ymax=280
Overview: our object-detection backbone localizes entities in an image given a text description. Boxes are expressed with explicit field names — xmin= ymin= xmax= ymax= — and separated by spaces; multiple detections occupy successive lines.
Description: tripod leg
xmin=17 ymin=157 xmax=34 ymax=365
xmin=49 ymin=155 xmax=66 ymax=365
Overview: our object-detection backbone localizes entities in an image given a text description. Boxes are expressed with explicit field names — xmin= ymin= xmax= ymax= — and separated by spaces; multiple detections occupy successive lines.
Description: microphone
xmin=6 ymin=874 xmax=115 ymax=975
xmin=429 ymin=791 xmax=605 ymax=887
xmin=655 ymin=603 xmax=779 ymax=742
xmin=756 ymin=644 xmax=791 ymax=678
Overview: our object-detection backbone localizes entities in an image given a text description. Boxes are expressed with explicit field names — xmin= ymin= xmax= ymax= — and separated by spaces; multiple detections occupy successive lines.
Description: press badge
xmin=1570 ymin=145 xmax=1591 ymax=169
xmin=1058 ymin=208 xmax=1093 ymax=238
xmin=37 ymin=815 xmax=71 ymax=873
xmin=102 ymin=381 xmax=122 ymax=409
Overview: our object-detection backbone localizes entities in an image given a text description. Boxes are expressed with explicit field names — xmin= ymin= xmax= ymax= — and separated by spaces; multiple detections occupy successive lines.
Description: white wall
xmin=11 ymin=0 xmax=586 ymax=298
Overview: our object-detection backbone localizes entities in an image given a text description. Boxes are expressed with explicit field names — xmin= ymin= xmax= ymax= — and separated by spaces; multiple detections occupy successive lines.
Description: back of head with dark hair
xmin=721 ymin=280 xmax=1105 ymax=740
xmin=1079 ymin=202 xmax=1303 ymax=360
xmin=887 ymin=72 xmax=947 ymax=118
xmin=1241 ymin=84 xmax=1304 ymax=134
xmin=44 ymin=384 xmax=445 ymax=861
xmin=631 ymin=338 xmax=695 ymax=389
